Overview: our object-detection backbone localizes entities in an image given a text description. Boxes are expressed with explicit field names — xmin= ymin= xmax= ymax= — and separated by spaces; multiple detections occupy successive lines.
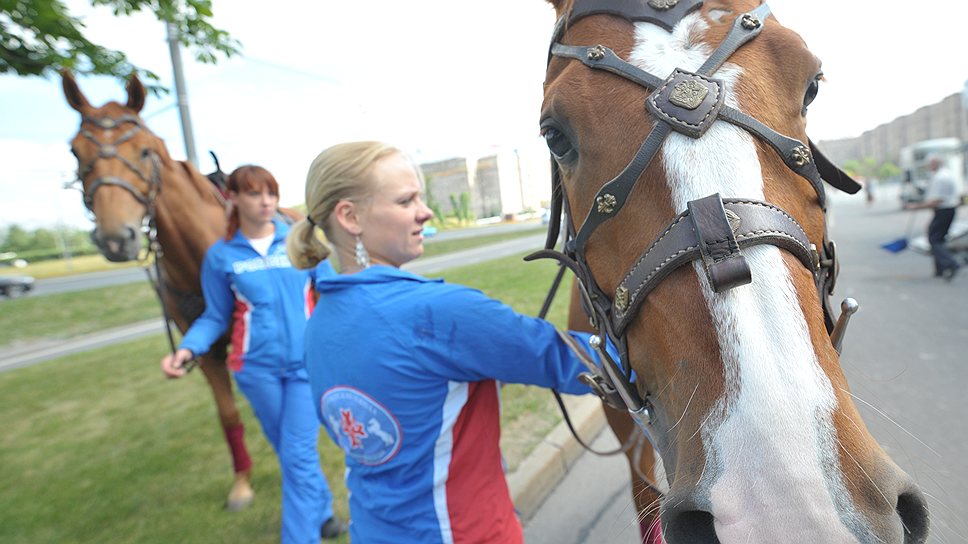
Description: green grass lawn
xmin=0 ymin=282 xmax=160 ymax=346
xmin=0 ymin=251 xmax=576 ymax=543
xmin=420 ymin=224 xmax=545 ymax=258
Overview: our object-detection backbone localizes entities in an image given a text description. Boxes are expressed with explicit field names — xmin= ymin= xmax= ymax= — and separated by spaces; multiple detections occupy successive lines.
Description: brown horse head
xmin=540 ymin=1 xmax=927 ymax=542
xmin=62 ymin=71 xmax=169 ymax=261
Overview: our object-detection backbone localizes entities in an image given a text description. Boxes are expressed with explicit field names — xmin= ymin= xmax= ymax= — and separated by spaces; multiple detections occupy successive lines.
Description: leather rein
xmin=529 ymin=0 xmax=863 ymax=454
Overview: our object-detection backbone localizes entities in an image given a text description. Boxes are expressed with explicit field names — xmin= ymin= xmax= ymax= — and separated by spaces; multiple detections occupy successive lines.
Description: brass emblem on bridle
xmin=669 ymin=80 xmax=708 ymax=110
xmin=614 ymin=286 xmax=629 ymax=312
xmin=648 ymin=0 xmax=680 ymax=10
xmin=587 ymin=45 xmax=606 ymax=61
xmin=741 ymin=13 xmax=761 ymax=30
xmin=790 ymin=145 xmax=812 ymax=167
xmin=596 ymin=193 xmax=617 ymax=214
xmin=725 ymin=209 xmax=741 ymax=234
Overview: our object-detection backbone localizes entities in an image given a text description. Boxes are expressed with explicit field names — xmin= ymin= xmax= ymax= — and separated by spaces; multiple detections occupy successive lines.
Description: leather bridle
xmin=529 ymin=0 xmax=862 ymax=436
xmin=75 ymin=114 xmax=162 ymax=221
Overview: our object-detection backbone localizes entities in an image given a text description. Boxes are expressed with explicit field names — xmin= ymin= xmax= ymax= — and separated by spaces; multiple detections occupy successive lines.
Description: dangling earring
xmin=355 ymin=236 xmax=370 ymax=269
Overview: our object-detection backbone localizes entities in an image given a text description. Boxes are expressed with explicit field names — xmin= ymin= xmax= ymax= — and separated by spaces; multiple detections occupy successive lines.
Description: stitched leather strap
xmin=558 ymin=0 xmax=705 ymax=40
xmin=611 ymin=198 xmax=817 ymax=334
xmin=551 ymin=43 xmax=664 ymax=89
xmin=697 ymin=3 xmax=771 ymax=75
xmin=574 ymin=123 xmax=672 ymax=257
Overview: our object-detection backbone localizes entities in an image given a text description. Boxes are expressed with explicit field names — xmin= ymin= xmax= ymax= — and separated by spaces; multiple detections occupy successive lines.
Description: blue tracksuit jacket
xmin=180 ymin=218 xmax=328 ymax=370
xmin=305 ymin=265 xmax=605 ymax=544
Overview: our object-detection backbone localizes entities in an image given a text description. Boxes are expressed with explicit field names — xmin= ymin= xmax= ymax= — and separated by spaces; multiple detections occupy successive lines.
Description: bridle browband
xmin=530 ymin=0 xmax=862 ymax=440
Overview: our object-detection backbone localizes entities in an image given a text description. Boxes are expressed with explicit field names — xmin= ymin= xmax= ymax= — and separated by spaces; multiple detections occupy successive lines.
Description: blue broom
xmin=881 ymin=210 xmax=917 ymax=253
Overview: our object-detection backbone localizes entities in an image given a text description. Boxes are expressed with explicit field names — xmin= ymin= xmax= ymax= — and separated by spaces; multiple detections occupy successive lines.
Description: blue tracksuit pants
xmin=235 ymin=365 xmax=334 ymax=544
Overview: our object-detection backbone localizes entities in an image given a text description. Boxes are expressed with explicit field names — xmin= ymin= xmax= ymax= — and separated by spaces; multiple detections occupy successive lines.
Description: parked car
xmin=0 ymin=274 xmax=35 ymax=298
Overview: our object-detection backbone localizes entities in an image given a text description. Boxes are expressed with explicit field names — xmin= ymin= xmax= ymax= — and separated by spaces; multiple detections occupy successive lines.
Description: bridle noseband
xmin=531 ymin=1 xmax=862 ymax=437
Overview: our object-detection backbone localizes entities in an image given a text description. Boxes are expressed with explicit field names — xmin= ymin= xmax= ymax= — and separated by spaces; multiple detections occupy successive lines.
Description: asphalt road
xmin=522 ymin=185 xmax=967 ymax=543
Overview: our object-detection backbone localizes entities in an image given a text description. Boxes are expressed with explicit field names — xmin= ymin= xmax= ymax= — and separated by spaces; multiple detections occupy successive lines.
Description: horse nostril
xmin=662 ymin=508 xmax=719 ymax=543
xmin=897 ymin=490 xmax=929 ymax=544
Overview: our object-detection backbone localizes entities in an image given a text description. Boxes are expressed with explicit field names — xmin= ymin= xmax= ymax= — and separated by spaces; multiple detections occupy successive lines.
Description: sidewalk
xmin=510 ymin=395 xmax=641 ymax=544
xmin=507 ymin=394 xmax=606 ymax=520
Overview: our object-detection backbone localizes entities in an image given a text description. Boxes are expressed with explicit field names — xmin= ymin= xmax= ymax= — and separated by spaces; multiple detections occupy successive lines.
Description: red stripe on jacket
xmin=228 ymin=298 xmax=251 ymax=371
xmin=446 ymin=380 xmax=522 ymax=543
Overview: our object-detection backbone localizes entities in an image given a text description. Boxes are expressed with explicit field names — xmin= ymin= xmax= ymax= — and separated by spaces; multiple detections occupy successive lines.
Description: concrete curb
xmin=506 ymin=394 xmax=608 ymax=521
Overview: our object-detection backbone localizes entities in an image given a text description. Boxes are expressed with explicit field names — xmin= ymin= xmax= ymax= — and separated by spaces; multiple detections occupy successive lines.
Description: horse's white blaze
xmin=631 ymin=15 xmax=862 ymax=542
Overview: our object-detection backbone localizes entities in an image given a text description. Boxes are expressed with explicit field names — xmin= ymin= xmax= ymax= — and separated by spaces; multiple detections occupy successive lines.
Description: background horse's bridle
xmin=72 ymin=113 xmax=197 ymax=369
xmin=74 ymin=114 xmax=162 ymax=223
xmin=531 ymin=0 xmax=862 ymax=439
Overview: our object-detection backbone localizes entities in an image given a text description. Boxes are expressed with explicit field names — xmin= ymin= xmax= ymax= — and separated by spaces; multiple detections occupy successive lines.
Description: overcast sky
xmin=2 ymin=0 xmax=967 ymax=229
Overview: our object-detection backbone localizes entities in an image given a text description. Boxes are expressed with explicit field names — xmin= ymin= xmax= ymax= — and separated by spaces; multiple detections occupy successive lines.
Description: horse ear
xmin=61 ymin=69 xmax=91 ymax=112
xmin=126 ymin=73 xmax=146 ymax=112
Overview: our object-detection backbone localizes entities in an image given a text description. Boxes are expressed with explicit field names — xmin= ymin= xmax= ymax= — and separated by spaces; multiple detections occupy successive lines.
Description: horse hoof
xmin=225 ymin=493 xmax=254 ymax=512
xmin=225 ymin=481 xmax=254 ymax=512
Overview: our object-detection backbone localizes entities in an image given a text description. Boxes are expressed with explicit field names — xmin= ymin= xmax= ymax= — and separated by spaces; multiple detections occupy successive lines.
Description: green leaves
xmin=1 ymin=0 xmax=239 ymax=91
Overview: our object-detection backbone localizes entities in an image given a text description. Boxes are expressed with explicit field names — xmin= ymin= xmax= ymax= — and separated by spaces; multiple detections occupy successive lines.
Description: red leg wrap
xmin=224 ymin=423 xmax=252 ymax=473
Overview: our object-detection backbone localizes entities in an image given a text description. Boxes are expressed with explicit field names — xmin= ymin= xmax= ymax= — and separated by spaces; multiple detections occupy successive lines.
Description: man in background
xmin=904 ymin=155 xmax=963 ymax=280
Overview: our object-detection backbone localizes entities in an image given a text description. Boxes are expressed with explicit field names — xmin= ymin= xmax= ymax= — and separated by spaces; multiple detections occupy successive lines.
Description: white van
xmin=898 ymin=138 xmax=965 ymax=204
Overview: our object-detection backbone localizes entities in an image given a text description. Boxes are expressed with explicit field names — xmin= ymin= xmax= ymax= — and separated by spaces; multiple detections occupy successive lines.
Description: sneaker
xmin=942 ymin=266 xmax=960 ymax=282
xmin=321 ymin=516 xmax=347 ymax=539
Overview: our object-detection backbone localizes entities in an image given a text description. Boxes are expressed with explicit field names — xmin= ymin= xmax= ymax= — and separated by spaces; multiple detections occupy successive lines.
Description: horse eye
xmin=802 ymin=73 xmax=821 ymax=114
xmin=542 ymin=127 xmax=575 ymax=161
xmin=140 ymin=148 xmax=151 ymax=159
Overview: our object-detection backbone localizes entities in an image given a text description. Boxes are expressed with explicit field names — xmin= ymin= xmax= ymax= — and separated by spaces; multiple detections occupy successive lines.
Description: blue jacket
xmin=181 ymin=219 xmax=334 ymax=372
xmin=305 ymin=265 xmax=601 ymax=543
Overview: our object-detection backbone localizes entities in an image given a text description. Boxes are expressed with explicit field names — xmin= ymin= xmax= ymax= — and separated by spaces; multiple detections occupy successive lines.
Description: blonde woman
xmin=287 ymin=142 xmax=612 ymax=543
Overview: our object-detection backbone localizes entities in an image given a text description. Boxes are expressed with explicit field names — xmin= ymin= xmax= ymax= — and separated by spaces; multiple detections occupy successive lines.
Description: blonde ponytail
xmin=286 ymin=217 xmax=330 ymax=270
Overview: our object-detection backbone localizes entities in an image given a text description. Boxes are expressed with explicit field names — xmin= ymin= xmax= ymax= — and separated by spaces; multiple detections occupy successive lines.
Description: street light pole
xmin=166 ymin=22 xmax=199 ymax=168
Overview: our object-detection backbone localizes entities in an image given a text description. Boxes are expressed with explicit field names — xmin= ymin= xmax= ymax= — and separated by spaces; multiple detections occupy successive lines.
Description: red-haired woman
xmin=161 ymin=165 xmax=345 ymax=542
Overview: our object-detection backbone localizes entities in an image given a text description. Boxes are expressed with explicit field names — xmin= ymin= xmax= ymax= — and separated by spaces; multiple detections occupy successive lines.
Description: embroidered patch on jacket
xmin=322 ymin=386 xmax=402 ymax=465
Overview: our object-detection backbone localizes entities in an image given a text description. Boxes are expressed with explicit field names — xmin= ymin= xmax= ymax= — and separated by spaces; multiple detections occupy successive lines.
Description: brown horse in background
xmin=62 ymin=72 xmax=255 ymax=510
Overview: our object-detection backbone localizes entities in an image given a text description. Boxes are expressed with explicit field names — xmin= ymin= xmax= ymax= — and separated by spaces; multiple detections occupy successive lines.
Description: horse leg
xmin=198 ymin=355 xmax=255 ymax=511
xmin=603 ymin=404 xmax=664 ymax=544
